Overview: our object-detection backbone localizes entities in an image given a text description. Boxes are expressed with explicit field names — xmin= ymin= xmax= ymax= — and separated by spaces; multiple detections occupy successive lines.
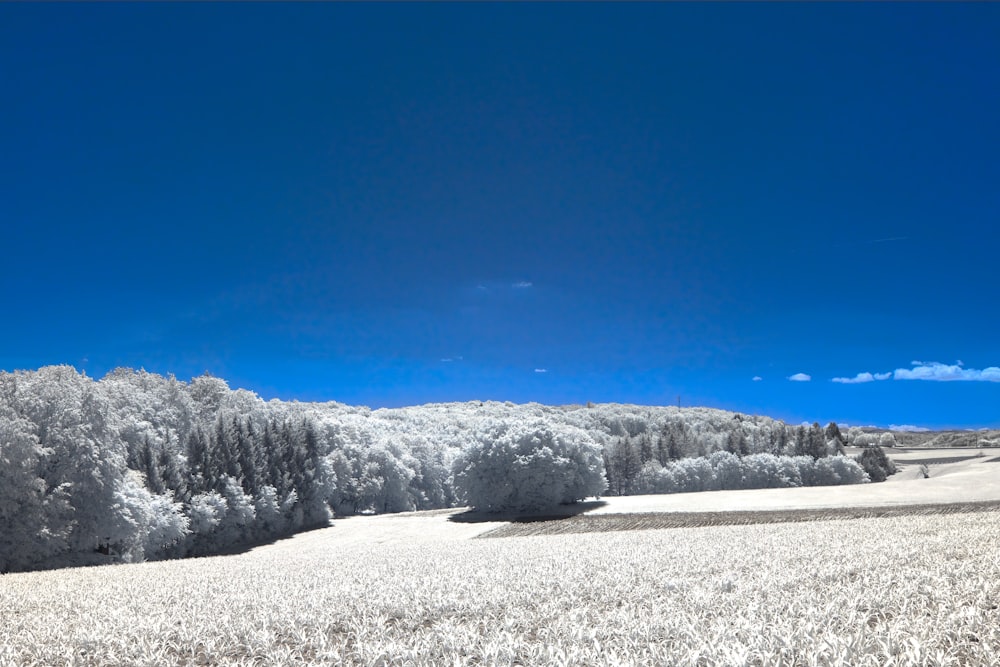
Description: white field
xmin=587 ymin=448 xmax=1000 ymax=515
xmin=3 ymin=449 xmax=999 ymax=666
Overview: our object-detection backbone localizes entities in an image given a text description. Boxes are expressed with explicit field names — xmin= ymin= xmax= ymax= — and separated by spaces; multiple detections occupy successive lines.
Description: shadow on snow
xmin=448 ymin=500 xmax=607 ymax=524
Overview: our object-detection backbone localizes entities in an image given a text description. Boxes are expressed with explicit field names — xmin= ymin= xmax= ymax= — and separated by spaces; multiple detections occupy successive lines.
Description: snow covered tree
xmin=0 ymin=406 xmax=71 ymax=572
xmin=708 ymin=450 xmax=743 ymax=489
xmin=452 ymin=419 xmax=606 ymax=513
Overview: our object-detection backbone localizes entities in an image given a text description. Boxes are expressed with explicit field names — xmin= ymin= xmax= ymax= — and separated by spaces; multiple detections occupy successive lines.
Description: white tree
xmin=0 ymin=404 xmax=71 ymax=572
xmin=13 ymin=367 xmax=136 ymax=554
xmin=452 ymin=419 xmax=605 ymax=513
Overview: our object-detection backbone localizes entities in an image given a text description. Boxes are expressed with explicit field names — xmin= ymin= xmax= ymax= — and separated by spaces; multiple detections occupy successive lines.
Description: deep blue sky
xmin=2 ymin=4 xmax=999 ymax=428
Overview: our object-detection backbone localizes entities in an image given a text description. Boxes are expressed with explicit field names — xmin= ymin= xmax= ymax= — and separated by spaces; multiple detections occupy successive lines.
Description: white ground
xmin=5 ymin=449 xmax=999 ymax=665
xmin=261 ymin=509 xmax=508 ymax=552
xmin=300 ymin=448 xmax=1000 ymax=542
xmin=585 ymin=447 xmax=1000 ymax=515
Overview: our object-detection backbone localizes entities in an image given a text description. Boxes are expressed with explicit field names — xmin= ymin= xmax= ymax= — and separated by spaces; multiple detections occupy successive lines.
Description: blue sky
xmin=2 ymin=3 xmax=998 ymax=428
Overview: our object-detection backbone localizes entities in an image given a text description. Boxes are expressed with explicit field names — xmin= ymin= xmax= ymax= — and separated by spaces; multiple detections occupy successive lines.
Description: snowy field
xmin=3 ymin=450 xmax=999 ymax=666
xmin=585 ymin=447 xmax=1000 ymax=515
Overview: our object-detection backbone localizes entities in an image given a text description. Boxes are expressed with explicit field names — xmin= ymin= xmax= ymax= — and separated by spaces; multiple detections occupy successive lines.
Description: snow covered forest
xmin=0 ymin=366 xmax=879 ymax=573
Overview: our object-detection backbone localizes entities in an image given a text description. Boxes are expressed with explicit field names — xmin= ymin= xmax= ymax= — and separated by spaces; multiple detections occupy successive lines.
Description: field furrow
xmin=478 ymin=500 xmax=1000 ymax=538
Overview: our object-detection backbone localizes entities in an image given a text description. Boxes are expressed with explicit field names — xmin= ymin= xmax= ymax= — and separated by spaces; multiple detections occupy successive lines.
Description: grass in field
xmin=3 ymin=509 xmax=1000 ymax=666
xmin=478 ymin=500 xmax=1000 ymax=538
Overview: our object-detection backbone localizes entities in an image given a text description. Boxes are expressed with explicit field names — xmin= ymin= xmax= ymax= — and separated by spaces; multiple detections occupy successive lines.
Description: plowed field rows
xmin=479 ymin=500 xmax=1000 ymax=538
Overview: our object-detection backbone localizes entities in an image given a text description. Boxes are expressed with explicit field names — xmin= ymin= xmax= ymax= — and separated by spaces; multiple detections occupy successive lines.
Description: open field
xmin=558 ymin=447 xmax=1000 ymax=517
xmin=3 ymin=450 xmax=1000 ymax=666
xmin=887 ymin=430 xmax=1000 ymax=449
xmin=479 ymin=500 xmax=1000 ymax=538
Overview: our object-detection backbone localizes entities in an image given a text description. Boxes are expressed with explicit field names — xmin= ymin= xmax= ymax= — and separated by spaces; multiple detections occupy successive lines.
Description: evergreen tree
xmin=141 ymin=436 xmax=165 ymax=495
xmin=638 ymin=433 xmax=654 ymax=464
xmin=825 ymin=421 xmax=846 ymax=455
xmin=807 ymin=422 xmax=827 ymax=459
xmin=655 ymin=427 xmax=675 ymax=466
xmin=186 ymin=427 xmax=212 ymax=495
xmin=212 ymin=413 xmax=242 ymax=489
xmin=236 ymin=416 xmax=261 ymax=496
xmin=159 ymin=432 xmax=189 ymax=503
xmin=775 ymin=426 xmax=789 ymax=456
xmin=793 ymin=425 xmax=808 ymax=457
xmin=606 ymin=437 xmax=641 ymax=495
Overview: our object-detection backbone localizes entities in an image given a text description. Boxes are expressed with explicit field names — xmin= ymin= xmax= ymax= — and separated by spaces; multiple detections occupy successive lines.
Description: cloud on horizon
xmin=513 ymin=281 xmax=533 ymax=288
xmin=895 ymin=361 xmax=1000 ymax=382
xmin=788 ymin=373 xmax=811 ymax=382
xmin=836 ymin=361 xmax=1000 ymax=384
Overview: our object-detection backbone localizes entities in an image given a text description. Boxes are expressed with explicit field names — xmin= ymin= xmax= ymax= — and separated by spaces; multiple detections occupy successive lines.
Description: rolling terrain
xmin=4 ymin=447 xmax=999 ymax=666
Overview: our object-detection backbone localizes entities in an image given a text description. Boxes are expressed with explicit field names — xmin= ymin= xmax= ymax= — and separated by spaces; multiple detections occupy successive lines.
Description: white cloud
xmin=889 ymin=424 xmax=931 ymax=432
xmin=788 ymin=373 xmax=811 ymax=382
xmin=832 ymin=371 xmax=892 ymax=384
xmin=440 ymin=358 xmax=453 ymax=363
xmin=513 ymin=281 xmax=533 ymax=288
xmin=534 ymin=368 xmax=547 ymax=373
xmin=894 ymin=361 xmax=1000 ymax=382
xmin=832 ymin=361 xmax=1000 ymax=385
xmin=752 ymin=376 xmax=762 ymax=382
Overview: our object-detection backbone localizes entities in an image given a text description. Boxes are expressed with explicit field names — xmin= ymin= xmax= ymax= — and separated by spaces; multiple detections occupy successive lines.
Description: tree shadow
xmin=449 ymin=499 xmax=607 ymax=524
xmin=184 ymin=521 xmax=334 ymax=559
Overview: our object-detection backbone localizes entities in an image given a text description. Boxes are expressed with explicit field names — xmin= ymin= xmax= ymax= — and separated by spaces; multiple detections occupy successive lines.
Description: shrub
xmin=854 ymin=446 xmax=897 ymax=483
xmin=452 ymin=419 xmax=606 ymax=512
xmin=812 ymin=455 xmax=870 ymax=486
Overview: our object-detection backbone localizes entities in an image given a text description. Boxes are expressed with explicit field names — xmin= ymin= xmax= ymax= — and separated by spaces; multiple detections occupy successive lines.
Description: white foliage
xmin=633 ymin=452 xmax=869 ymax=495
xmin=0 ymin=365 xmax=878 ymax=571
xmin=453 ymin=419 xmax=606 ymax=512
xmin=188 ymin=492 xmax=227 ymax=535
xmin=879 ymin=432 xmax=898 ymax=448
xmin=110 ymin=470 xmax=189 ymax=561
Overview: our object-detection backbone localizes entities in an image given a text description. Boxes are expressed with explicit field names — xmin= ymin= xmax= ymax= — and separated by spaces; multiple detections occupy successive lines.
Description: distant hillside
xmin=884 ymin=429 xmax=1000 ymax=448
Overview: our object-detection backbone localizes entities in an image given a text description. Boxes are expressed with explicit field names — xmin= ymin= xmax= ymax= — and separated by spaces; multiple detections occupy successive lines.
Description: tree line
xmin=1 ymin=366 xmax=880 ymax=573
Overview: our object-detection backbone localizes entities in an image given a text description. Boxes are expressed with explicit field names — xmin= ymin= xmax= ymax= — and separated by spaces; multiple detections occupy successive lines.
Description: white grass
xmin=4 ymin=505 xmax=1000 ymax=666
xmin=589 ymin=447 xmax=1000 ymax=515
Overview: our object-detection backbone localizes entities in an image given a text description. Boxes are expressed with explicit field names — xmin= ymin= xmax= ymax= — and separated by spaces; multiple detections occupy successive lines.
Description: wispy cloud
xmin=788 ymin=373 xmax=811 ymax=382
xmin=513 ymin=281 xmax=533 ymax=288
xmin=752 ymin=376 xmax=763 ymax=382
xmin=832 ymin=371 xmax=892 ymax=384
xmin=895 ymin=361 xmax=1000 ymax=382
xmin=534 ymin=368 xmax=548 ymax=373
